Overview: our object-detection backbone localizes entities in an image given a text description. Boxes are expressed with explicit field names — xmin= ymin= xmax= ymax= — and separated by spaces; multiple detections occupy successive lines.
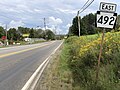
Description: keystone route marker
xmin=96 ymin=2 xmax=117 ymax=29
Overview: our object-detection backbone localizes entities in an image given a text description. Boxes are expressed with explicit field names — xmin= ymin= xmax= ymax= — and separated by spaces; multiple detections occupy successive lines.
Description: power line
xmin=79 ymin=0 xmax=94 ymax=14
xmin=79 ymin=0 xmax=91 ymax=11
xmin=77 ymin=0 xmax=94 ymax=37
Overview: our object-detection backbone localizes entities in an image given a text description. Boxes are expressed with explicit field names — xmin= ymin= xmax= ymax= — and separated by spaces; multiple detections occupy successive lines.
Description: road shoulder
xmin=35 ymin=45 xmax=72 ymax=90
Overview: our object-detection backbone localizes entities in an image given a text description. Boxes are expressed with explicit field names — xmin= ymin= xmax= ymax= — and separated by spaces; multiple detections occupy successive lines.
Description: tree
xmin=70 ymin=16 xmax=80 ymax=36
xmin=68 ymin=26 xmax=74 ymax=36
xmin=29 ymin=28 xmax=35 ymax=38
xmin=0 ymin=26 xmax=5 ymax=38
xmin=33 ymin=29 xmax=45 ymax=38
xmin=45 ymin=29 xmax=55 ymax=40
xmin=81 ymin=13 xmax=96 ymax=35
xmin=68 ymin=13 xmax=97 ymax=36
xmin=18 ymin=27 xmax=30 ymax=34
xmin=8 ymin=28 xmax=21 ymax=41
xmin=115 ymin=15 xmax=120 ymax=31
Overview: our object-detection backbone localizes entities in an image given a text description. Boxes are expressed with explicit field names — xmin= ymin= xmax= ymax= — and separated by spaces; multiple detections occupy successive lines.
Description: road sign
xmin=99 ymin=2 xmax=117 ymax=13
xmin=96 ymin=11 xmax=117 ymax=29
xmin=96 ymin=2 xmax=117 ymax=84
xmin=22 ymin=34 xmax=30 ymax=37
xmin=2 ymin=36 xmax=6 ymax=40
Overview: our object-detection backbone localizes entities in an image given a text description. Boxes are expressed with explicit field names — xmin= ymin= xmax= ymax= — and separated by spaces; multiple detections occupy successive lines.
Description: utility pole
xmin=43 ymin=18 xmax=46 ymax=30
xmin=43 ymin=18 xmax=47 ymax=39
xmin=76 ymin=0 xmax=94 ymax=37
xmin=54 ymin=26 xmax=57 ymax=35
xmin=5 ymin=24 xmax=8 ymax=45
xmin=77 ymin=11 xmax=80 ymax=37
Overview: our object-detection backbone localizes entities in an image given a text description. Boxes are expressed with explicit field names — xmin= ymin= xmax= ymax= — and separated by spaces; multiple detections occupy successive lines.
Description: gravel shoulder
xmin=35 ymin=45 xmax=72 ymax=90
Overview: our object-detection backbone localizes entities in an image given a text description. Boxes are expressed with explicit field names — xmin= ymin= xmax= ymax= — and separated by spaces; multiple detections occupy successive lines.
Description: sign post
xmin=95 ymin=2 xmax=117 ymax=84
xmin=95 ymin=28 xmax=105 ymax=84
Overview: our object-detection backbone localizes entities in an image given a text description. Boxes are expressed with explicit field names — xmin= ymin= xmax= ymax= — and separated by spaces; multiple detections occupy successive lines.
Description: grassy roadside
xmin=63 ymin=32 xmax=120 ymax=90
xmin=35 ymin=44 xmax=73 ymax=90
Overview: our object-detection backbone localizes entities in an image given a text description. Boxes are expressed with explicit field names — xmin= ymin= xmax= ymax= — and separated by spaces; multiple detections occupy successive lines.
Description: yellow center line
xmin=0 ymin=42 xmax=54 ymax=58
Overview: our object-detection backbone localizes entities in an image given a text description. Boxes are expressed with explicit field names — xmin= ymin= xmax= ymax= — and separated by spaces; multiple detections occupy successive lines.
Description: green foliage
xmin=35 ymin=29 xmax=45 ymax=38
xmin=0 ymin=26 xmax=56 ymax=42
xmin=68 ymin=13 xmax=96 ymax=36
xmin=18 ymin=27 xmax=55 ymax=40
xmin=68 ymin=13 xmax=120 ymax=36
xmin=115 ymin=15 xmax=120 ymax=31
xmin=0 ymin=26 xmax=5 ymax=38
xmin=45 ymin=29 xmax=55 ymax=40
xmin=18 ymin=27 xmax=30 ymax=34
xmin=7 ymin=28 xmax=21 ymax=41
xmin=55 ymin=35 xmax=65 ymax=40
xmin=29 ymin=28 xmax=35 ymax=38
xmin=71 ymin=16 xmax=80 ymax=36
xmin=82 ymin=13 xmax=96 ymax=35
xmin=63 ymin=32 xmax=120 ymax=90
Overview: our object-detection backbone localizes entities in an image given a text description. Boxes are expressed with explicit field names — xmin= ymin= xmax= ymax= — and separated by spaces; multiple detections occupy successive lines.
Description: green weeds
xmin=62 ymin=32 xmax=120 ymax=90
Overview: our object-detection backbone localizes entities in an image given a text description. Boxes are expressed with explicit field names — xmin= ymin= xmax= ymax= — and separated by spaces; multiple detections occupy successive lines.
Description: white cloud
xmin=46 ymin=26 xmax=54 ymax=31
xmin=34 ymin=9 xmax=42 ymax=13
xmin=0 ymin=23 xmax=6 ymax=29
xmin=8 ymin=20 xmax=25 ymax=29
xmin=56 ymin=18 xmax=63 ymax=24
xmin=0 ymin=0 xmax=119 ymax=34
xmin=48 ymin=16 xmax=63 ymax=34
xmin=49 ymin=16 xmax=63 ymax=26
xmin=66 ymin=23 xmax=72 ymax=28
xmin=55 ymin=8 xmax=77 ymax=14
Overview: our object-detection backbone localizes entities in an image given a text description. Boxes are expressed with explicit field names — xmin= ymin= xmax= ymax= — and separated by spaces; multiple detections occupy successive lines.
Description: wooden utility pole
xmin=43 ymin=18 xmax=46 ymax=30
xmin=43 ymin=18 xmax=47 ymax=39
xmin=5 ymin=24 xmax=8 ymax=45
xmin=77 ymin=11 xmax=80 ymax=37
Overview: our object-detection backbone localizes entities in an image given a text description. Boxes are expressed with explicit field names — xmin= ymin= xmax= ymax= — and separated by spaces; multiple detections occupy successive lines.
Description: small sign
xmin=22 ymin=34 xmax=30 ymax=37
xmin=99 ymin=2 xmax=117 ymax=13
xmin=96 ymin=11 xmax=117 ymax=29
xmin=2 ymin=36 xmax=6 ymax=40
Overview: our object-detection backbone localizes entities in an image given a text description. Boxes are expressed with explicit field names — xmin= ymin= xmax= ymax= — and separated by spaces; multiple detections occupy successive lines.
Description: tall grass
xmin=63 ymin=32 xmax=120 ymax=90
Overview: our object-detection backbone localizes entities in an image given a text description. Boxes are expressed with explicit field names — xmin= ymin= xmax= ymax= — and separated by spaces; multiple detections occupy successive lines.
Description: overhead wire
xmin=78 ymin=0 xmax=94 ymax=14
xmin=79 ymin=0 xmax=91 ymax=11
xmin=80 ymin=0 xmax=94 ymax=13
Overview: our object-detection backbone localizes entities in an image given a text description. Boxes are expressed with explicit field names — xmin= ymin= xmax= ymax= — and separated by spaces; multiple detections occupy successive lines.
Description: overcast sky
xmin=0 ymin=0 xmax=119 ymax=34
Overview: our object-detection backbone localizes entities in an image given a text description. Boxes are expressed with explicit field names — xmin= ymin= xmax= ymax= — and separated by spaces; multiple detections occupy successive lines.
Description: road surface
xmin=0 ymin=40 xmax=62 ymax=90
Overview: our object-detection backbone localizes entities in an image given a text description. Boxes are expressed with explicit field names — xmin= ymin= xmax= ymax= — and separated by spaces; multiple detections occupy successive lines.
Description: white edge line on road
xmin=21 ymin=41 xmax=64 ymax=90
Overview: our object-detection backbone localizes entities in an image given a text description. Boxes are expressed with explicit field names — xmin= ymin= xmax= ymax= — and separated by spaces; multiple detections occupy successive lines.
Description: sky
xmin=0 ymin=0 xmax=120 ymax=34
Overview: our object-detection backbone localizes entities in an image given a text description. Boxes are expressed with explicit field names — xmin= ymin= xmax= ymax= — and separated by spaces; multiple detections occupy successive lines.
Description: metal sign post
xmin=95 ymin=2 xmax=117 ymax=84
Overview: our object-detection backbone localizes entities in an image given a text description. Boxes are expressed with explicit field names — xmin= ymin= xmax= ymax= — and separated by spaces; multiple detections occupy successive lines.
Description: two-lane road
xmin=0 ymin=40 xmax=63 ymax=90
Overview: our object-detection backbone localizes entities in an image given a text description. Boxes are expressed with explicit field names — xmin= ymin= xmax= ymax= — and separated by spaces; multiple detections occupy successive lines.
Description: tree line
xmin=68 ymin=13 xmax=120 ymax=36
xmin=0 ymin=26 xmax=55 ymax=42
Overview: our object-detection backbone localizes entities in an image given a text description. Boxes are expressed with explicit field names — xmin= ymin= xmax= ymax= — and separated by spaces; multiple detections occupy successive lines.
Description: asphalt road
xmin=0 ymin=40 xmax=62 ymax=90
